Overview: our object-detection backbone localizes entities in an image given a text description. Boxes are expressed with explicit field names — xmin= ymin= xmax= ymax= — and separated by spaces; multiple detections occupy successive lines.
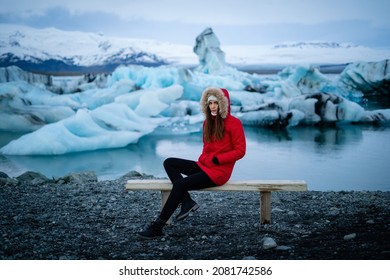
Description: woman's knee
xmin=171 ymin=180 xmax=186 ymax=194
xmin=163 ymin=157 xmax=174 ymax=168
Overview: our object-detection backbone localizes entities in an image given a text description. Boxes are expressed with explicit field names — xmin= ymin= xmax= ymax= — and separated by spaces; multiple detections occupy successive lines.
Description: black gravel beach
xmin=0 ymin=170 xmax=389 ymax=260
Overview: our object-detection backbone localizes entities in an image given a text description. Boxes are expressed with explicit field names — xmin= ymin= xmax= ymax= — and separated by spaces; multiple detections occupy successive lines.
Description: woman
xmin=138 ymin=87 xmax=246 ymax=239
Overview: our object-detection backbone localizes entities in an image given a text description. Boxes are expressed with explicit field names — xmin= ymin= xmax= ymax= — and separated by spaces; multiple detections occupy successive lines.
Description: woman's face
xmin=209 ymin=100 xmax=219 ymax=116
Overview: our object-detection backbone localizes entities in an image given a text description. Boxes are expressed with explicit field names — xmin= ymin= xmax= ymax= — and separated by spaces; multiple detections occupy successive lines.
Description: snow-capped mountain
xmin=1 ymin=24 xmax=390 ymax=74
xmin=0 ymin=24 xmax=196 ymax=74
xmin=273 ymin=41 xmax=357 ymax=49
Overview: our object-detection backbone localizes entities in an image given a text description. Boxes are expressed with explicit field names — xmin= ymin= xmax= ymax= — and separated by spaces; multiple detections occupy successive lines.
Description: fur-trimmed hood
xmin=200 ymin=87 xmax=230 ymax=119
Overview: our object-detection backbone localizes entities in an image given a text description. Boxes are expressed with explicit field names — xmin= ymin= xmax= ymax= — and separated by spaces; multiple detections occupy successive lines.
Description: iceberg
xmin=1 ymin=28 xmax=389 ymax=155
xmin=339 ymin=60 xmax=390 ymax=95
xmin=0 ymin=86 xmax=182 ymax=155
xmin=194 ymin=27 xmax=227 ymax=74
xmin=0 ymin=79 xmax=77 ymax=132
xmin=1 ymin=106 xmax=154 ymax=155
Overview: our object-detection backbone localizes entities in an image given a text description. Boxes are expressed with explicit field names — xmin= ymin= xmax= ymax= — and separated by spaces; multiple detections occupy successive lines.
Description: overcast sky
xmin=1 ymin=0 xmax=390 ymax=48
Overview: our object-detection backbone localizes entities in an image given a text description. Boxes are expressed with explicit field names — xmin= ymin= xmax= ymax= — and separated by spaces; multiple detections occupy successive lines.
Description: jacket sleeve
xmin=216 ymin=118 xmax=246 ymax=165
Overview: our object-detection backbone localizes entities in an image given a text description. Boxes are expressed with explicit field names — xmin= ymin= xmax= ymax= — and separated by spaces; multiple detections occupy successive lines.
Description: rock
xmin=263 ymin=237 xmax=277 ymax=249
xmin=344 ymin=233 xmax=357 ymax=241
xmin=272 ymin=207 xmax=285 ymax=213
xmin=16 ymin=171 xmax=50 ymax=185
xmin=62 ymin=171 xmax=97 ymax=184
xmin=0 ymin=171 xmax=18 ymax=186
xmin=0 ymin=177 xmax=18 ymax=186
xmin=120 ymin=171 xmax=154 ymax=180
xmin=243 ymin=256 xmax=256 ymax=260
xmin=275 ymin=245 xmax=292 ymax=251
xmin=328 ymin=208 xmax=340 ymax=216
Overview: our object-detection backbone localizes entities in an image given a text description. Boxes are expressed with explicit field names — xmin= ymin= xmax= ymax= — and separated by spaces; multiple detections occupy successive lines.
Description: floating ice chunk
xmin=134 ymin=85 xmax=182 ymax=117
xmin=108 ymin=65 xmax=185 ymax=89
xmin=0 ymin=104 xmax=161 ymax=155
xmin=339 ymin=60 xmax=390 ymax=95
xmin=193 ymin=27 xmax=226 ymax=74
xmin=0 ymin=81 xmax=77 ymax=131
xmin=116 ymin=85 xmax=183 ymax=117
xmin=0 ymin=66 xmax=51 ymax=85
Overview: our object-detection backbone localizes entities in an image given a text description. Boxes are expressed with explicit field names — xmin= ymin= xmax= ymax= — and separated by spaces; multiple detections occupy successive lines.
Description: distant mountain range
xmin=273 ymin=41 xmax=357 ymax=49
xmin=1 ymin=24 xmax=390 ymax=75
xmin=0 ymin=51 xmax=166 ymax=74
xmin=0 ymin=24 xmax=175 ymax=74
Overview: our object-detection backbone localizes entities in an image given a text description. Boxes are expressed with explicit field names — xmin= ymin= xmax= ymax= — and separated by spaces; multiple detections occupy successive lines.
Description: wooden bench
xmin=125 ymin=179 xmax=307 ymax=225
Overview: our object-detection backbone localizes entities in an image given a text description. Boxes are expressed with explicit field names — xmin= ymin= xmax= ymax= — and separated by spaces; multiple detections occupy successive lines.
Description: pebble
xmin=243 ymin=256 xmax=256 ymax=260
xmin=262 ymin=237 xmax=277 ymax=249
xmin=275 ymin=245 xmax=292 ymax=251
xmin=344 ymin=233 xmax=357 ymax=241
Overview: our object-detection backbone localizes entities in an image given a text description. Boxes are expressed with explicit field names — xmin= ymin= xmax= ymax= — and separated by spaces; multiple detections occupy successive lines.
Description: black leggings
xmin=159 ymin=157 xmax=217 ymax=222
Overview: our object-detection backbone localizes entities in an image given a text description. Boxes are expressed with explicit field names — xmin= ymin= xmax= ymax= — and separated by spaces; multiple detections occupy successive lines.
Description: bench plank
xmin=125 ymin=179 xmax=307 ymax=192
xmin=125 ymin=179 xmax=307 ymax=225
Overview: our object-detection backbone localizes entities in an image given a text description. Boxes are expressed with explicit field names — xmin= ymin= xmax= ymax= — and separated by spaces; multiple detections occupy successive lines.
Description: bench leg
xmin=260 ymin=191 xmax=271 ymax=224
xmin=161 ymin=190 xmax=172 ymax=225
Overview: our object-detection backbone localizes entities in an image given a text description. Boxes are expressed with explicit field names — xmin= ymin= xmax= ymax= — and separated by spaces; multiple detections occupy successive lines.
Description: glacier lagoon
xmin=1 ymin=124 xmax=389 ymax=192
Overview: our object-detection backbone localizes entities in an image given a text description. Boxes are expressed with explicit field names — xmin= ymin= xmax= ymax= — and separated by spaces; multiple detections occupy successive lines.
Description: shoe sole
xmin=176 ymin=204 xmax=200 ymax=221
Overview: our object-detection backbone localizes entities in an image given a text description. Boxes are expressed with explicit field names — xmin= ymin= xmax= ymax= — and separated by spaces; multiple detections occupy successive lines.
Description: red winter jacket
xmin=197 ymin=88 xmax=246 ymax=185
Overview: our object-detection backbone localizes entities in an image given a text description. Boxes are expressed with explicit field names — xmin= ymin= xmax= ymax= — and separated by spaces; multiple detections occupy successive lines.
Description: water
xmin=1 ymin=125 xmax=389 ymax=192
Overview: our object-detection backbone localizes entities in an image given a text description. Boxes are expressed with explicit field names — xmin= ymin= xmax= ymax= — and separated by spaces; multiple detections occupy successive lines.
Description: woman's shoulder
xmin=226 ymin=114 xmax=241 ymax=122
xmin=225 ymin=114 xmax=243 ymax=127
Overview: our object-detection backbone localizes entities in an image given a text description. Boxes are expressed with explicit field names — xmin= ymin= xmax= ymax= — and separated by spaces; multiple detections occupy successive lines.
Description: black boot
xmin=138 ymin=218 xmax=165 ymax=239
xmin=176 ymin=198 xmax=199 ymax=221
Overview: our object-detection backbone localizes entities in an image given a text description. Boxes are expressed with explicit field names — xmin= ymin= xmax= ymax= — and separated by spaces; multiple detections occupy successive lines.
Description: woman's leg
xmin=163 ymin=157 xmax=204 ymax=204
xmin=163 ymin=157 xmax=201 ymax=182
xmin=159 ymin=170 xmax=216 ymax=222
xmin=138 ymin=158 xmax=216 ymax=239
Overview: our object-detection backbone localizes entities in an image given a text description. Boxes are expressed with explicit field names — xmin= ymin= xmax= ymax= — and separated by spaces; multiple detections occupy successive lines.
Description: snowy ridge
xmin=273 ymin=41 xmax=357 ymax=49
xmin=0 ymin=24 xmax=193 ymax=73
xmin=1 ymin=24 xmax=390 ymax=74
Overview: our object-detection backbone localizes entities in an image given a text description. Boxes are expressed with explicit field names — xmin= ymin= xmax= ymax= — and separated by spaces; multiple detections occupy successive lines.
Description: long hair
xmin=204 ymin=107 xmax=225 ymax=142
